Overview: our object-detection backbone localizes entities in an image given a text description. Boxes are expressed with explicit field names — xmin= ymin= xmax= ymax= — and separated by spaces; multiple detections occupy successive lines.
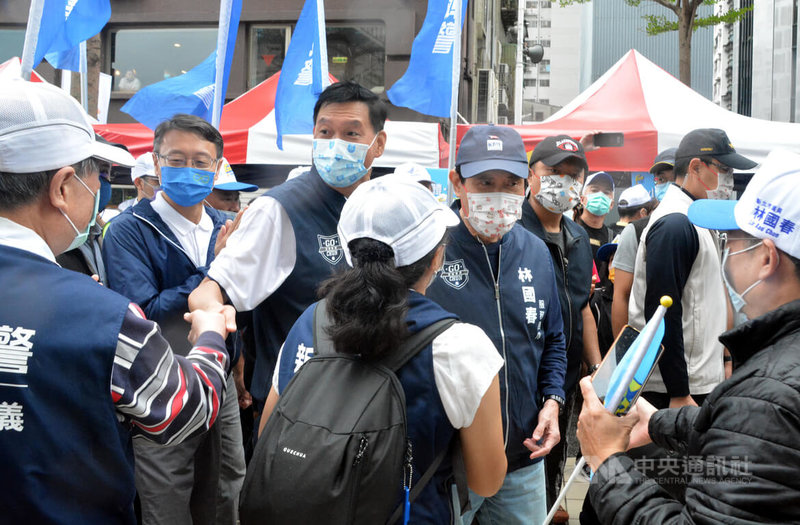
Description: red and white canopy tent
xmin=0 ymin=57 xmax=47 ymax=83
xmin=458 ymin=50 xmax=800 ymax=171
xmin=95 ymin=71 xmax=448 ymax=168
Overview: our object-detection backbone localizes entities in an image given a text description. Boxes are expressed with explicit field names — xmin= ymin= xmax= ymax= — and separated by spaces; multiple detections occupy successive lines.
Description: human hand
xmin=184 ymin=309 xmax=227 ymax=344
xmin=233 ymin=356 xmax=252 ymax=409
xmin=214 ymin=209 xmax=245 ymax=256
xmin=669 ymin=395 xmax=697 ymax=409
xmin=576 ymin=377 xmax=639 ymax=471
xmin=627 ymin=397 xmax=657 ymax=450
xmin=523 ymin=400 xmax=561 ymax=459
xmin=580 ymin=131 xmax=601 ymax=152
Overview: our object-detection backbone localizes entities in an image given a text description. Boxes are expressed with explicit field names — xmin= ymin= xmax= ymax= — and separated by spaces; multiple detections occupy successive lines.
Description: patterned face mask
xmin=312 ymin=136 xmax=377 ymax=188
xmin=465 ymin=192 xmax=524 ymax=238
xmin=535 ymin=174 xmax=583 ymax=214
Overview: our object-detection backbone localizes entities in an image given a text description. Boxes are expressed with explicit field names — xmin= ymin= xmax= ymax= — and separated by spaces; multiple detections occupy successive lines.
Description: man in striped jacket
xmin=0 ymin=80 xmax=230 ymax=524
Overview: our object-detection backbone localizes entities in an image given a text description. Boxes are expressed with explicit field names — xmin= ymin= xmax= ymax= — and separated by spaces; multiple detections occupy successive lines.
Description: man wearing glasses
xmin=103 ymin=114 xmax=245 ymax=525
xmin=117 ymin=152 xmax=162 ymax=212
xmin=629 ymin=129 xmax=756 ymax=412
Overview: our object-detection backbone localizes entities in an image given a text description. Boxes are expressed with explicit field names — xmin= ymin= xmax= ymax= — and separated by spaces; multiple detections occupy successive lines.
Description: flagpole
xmin=446 ymin=0 xmax=462 ymax=204
xmin=79 ymin=40 xmax=89 ymax=112
xmin=21 ymin=0 xmax=45 ymax=81
xmin=542 ymin=296 xmax=673 ymax=525
xmin=212 ymin=0 xmax=233 ymax=128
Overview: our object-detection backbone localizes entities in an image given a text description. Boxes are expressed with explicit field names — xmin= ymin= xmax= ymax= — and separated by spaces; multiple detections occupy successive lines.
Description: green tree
xmin=559 ymin=0 xmax=752 ymax=86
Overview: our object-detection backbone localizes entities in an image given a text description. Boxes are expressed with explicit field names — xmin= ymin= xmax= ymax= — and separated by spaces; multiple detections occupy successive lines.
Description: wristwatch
xmin=541 ymin=394 xmax=565 ymax=413
xmin=588 ymin=363 xmax=601 ymax=374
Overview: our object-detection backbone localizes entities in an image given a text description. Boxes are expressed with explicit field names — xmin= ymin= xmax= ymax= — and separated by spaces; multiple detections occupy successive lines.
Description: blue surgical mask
xmin=61 ymin=175 xmax=100 ymax=251
xmin=721 ymin=241 xmax=764 ymax=327
xmin=655 ymin=182 xmax=670 ymax=201
xmin=98 ymin=177 xmax=112 ymax=211
xmin=159 ymin=166 xmax=216 ymax=207
xmin=585 ymin=192 xmax=612 ymax=216
xmin=312 ymin=136 xmax=376 ymax=188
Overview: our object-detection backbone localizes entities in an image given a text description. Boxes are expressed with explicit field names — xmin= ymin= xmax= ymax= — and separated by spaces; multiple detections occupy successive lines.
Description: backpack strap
xmin=379 ymin=317 xmax=458 ymax=372
xmin=312 ymin=299 xmax=336 ymax=357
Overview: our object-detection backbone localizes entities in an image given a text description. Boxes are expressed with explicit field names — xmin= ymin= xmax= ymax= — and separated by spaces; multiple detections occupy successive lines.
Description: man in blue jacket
xmin=103 ymin=114 xmax=245 ymax=525
xmin=427 ymin=125 xmax=567 ymax=524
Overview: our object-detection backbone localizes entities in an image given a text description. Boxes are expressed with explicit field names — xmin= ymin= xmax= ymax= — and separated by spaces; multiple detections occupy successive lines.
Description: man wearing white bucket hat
xmin=577 ymin=149 xmax=800 ymax=523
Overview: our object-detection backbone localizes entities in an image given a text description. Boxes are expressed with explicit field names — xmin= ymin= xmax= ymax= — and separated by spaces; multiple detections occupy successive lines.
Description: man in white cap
xmin=117 ymin=152 xmax=161 ymax=212
xmin=0 ymin=79 xmax=229 ymax=523
xmin=577 ymin=148 xmax=800 ymax=523
xmin=204 ymin=158 xmax=259 ymax=219
xmin=616 ymin=184 xmax=656 ymax=226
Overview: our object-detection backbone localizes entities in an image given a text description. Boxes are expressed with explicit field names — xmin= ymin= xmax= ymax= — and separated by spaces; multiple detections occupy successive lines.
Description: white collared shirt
xmin=0 ymin=216 xmax=57 ymax=263
xmin=150 ymin=192 xmax=213 ymax=267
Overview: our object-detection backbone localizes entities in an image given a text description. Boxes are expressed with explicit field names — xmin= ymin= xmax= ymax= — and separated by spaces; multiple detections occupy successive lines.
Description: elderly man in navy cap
xmin=427 ymin=125 xmax=567 ymax=524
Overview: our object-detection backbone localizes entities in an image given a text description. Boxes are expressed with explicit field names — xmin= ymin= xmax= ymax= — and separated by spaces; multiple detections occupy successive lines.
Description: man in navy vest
xmin=189 ymin=81 xmax=387 ymax=419
xmin=0 ymin=78 xmax=230 ymax=524
xmin=103 ymin=114 xmax=245 ymax=525
xmin=522 ymin=135 xmax=602 ymax=520
xmin=426 ymin=125 xmax=567 ymax=524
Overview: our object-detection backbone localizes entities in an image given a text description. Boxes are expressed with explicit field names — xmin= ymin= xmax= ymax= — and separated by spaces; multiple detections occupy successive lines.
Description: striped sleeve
xmin=111 ymin=303 xmax=228 ymax=445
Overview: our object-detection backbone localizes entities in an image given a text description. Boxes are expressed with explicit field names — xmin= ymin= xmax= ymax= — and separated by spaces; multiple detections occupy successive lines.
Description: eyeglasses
xmin=140 ymin=176 xmax=160 ymax=188
xmin=703 ymin=159 xmax=734 ymax=176
xmin=158 ymin=154 xmax=217 ymax=170
xmin=718 ymin=232 xmax=760 ymax=254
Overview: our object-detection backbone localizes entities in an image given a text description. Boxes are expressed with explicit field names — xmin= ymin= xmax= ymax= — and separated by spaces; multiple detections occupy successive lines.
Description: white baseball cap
xmin=688 ymin=149 xmax=800 ymax=259
xmin=338 ymin=175 xmax=460 ymax=267
xmin=131 ymin=152 xmax=156 ymax=181
xmin=618 ymin=184 xmax=652 ymax=209
xmin=583 ymin=171 xmax=615 ymax=194
xmin=0 ymin=79 xmax=133 ymax=173
xmin=393 ymin=162 xmax=432 ymax=184
xmin=214 ymin=157 xmax=257 ymax=191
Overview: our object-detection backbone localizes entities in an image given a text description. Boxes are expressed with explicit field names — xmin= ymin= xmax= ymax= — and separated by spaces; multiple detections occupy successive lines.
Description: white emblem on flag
xmin=432 ymin=0 xmax=460 ymax=54
xmin=193 ymin=85 xmax=215 ymax=110
xmin=65 ymin=0 xmax=79 ymax=20
xmin=295 ymin=47 xmax=314 ymax=86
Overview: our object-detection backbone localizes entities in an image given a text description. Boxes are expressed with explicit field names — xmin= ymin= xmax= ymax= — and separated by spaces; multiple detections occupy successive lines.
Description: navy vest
xmin=277 ymin=292 xmax=460 ymax=523
xmin=250 ymin=168 xmax=348 ymax=402
xmin=427 ymin=212 xmax=566 ymax=473
xmin=0 ymin=245 xmax=136 ymax=524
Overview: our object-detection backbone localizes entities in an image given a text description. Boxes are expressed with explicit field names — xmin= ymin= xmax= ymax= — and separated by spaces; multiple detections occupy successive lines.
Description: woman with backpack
xmin=243 ymin=176 xmax=506 ymax=524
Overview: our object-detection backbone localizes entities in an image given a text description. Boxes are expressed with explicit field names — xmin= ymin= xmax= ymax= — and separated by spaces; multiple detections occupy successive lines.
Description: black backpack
xmin=239 ymin=300 xmax=458 ymax=525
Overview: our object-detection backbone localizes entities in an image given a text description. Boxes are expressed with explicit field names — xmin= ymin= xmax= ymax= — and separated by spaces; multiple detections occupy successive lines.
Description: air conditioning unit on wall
xmin=476 ymin=68 xmax=498 ymax=124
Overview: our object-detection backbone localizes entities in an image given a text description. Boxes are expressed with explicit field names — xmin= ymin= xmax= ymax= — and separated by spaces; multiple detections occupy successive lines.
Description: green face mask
xmin=585 ymin=192 xmax=612 ymax=216
xmin=60 ymin=175 xmax=99 ymax=251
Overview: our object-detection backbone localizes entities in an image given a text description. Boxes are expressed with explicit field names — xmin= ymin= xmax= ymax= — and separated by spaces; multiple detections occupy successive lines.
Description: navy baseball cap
xmin=649 ymin=147 xmax=677 ymax=174
xmin=675 ymin=129 xmax=757 ymax=170
xmin=456 ymin=125 xmax=529 ymax=178
xmin=529 ymin=134 xmax=588 ymax=171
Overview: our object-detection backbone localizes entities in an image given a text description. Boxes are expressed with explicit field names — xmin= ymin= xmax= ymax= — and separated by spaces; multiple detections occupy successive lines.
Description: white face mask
xmin=535 ymin=174 xmax=583 ymax=214
xmin=707 ymin=171 xmax=735 ymax=200
xmin=721 ymin=240 xmax=764 ymax=327
xmin=465 ymin=192 xmax=524 ymax=238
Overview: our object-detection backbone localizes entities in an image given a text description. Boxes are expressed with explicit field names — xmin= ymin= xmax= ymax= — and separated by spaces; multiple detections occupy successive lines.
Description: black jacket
xmin=589 ymin=299 xmax=800 ymax=523
xmin=520 ymin=199 xmax=593 ymax=392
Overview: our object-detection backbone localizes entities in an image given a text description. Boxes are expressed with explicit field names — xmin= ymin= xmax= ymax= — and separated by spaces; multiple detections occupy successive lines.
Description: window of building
xmin=249 ymin=25 xmax=291 ymax=88
xmin=540 ymin=39 xmax=551 ymax=47
xmin=248 ymin=23 xmax=386 ymax=92
xmin=527 ymin=1 xmax=538 ymax=7
xmin=539 ymin=79 xmax=550 ymax=87
xmin=524 ymin=79 xmax=536 ymax=87
xmin=529 ymin=20 xmax=538 ymax=28
xmin=534 ymin=111 xmax=544 ymax=120
xmin=541 ymin=1 xmax=552 ymax=8
xmin=539 ymin=98 xmax=549 ymax=104
xmin=0 ymin=29 xmax=24 ymax=62
xmin=540 ymin=20 xmax=551 ymax=28
xmin=110 ymin=28 xmax=217 ymax=92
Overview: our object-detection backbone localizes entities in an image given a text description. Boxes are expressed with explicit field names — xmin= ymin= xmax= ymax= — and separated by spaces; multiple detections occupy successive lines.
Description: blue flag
xmin=121 ymin=53 xmax=217 ymax=130
xmin=275 ymin=0 xmax=329 ymax=150
xmin=387 ymin=0 xmax=468 ymax=118
xmin=45 ymin=45 xmax=80 ymax=72
xmin=121 ymin=0 xmax=241 ymax=131
xmin=31 ymin=0 xmax=110 ymax=69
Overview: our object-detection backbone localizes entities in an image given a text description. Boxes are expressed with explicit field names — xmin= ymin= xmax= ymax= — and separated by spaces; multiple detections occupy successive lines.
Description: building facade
xmin=751 ymin=0 xmax=799 ymax=122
